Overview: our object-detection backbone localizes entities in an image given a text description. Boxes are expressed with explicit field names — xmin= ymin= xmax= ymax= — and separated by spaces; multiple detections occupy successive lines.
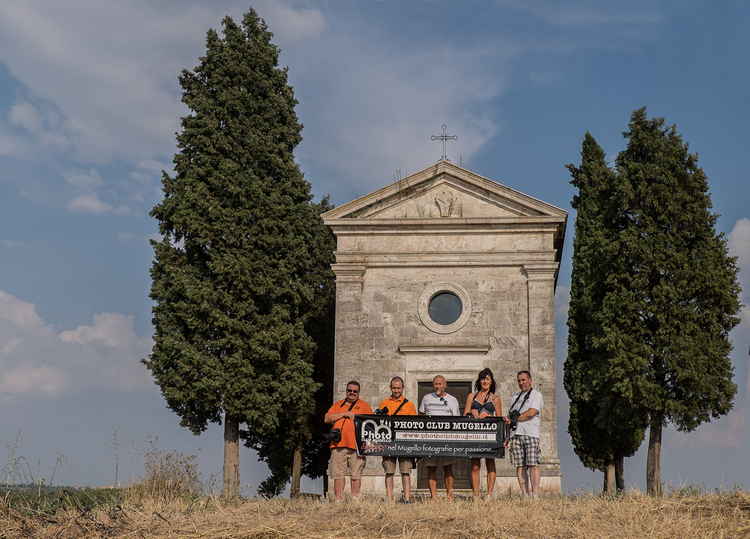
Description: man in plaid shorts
xmin=503 ymin=370 xmax=543 ymax=497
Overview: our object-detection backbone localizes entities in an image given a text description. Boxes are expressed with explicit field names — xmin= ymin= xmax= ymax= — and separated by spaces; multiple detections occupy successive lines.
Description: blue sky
xmin=0 ymin=1 xmax=748 ymax=494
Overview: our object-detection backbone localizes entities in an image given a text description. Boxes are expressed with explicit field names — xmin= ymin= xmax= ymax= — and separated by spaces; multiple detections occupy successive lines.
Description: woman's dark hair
xmin=474 ymin=368 xmax=496 ymax=394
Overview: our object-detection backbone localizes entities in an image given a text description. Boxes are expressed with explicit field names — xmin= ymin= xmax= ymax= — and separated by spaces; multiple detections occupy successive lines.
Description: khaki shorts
xmin=382 ymin=456 xmax=414 ymax=474
xmin=329 ymin=448 xmax=366 ymax=480
xmin=422 ymin=456 xmax=455 ymax=468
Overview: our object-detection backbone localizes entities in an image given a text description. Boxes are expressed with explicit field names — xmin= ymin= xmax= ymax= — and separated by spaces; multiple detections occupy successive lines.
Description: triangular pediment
xmin=322 ymin=161 xmax=567 ymax=221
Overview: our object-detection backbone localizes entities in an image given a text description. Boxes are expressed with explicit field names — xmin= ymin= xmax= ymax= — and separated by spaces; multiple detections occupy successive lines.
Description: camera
xmin=508 ymin=410 xmax=521 ymax=430
xmin=374 ymin=406 xmax=389 ymax=416
xmin=322 ymin=428 xmax=341 ymax=443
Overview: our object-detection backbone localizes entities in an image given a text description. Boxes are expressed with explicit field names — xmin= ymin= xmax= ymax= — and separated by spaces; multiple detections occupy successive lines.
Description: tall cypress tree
xmin=613 ymin=108 xmax=741 ymax=495
xmin=144 ymin=10 xmax=325 ymax=498
xmin=565 ymin=133 xmax=646 ymax=493
xmin=241 ymin=196 xmax=337 ymax=498
xmin=567 ymin=109 xmax=741 ymax=497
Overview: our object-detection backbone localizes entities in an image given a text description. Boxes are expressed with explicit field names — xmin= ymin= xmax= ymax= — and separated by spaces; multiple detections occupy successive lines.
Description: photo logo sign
xmin=354 ymin=415 xmax=505 ymax=459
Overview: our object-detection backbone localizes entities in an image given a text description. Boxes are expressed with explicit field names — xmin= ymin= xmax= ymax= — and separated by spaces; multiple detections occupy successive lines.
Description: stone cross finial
xmin=431 ymin=124 xmax=458 ymax=162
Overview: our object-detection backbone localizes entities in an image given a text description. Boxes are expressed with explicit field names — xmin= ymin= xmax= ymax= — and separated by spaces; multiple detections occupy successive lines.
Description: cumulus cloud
xmin=66 ymin=194 xmax=115 ymax=215
xmin=8 ymin=98 xmax=71 ymax=154
xmin=62 ymin=168 xmax=134 ymax=215
xmin=0 ymin=290 xmax=44 ymax=328
xmin=0 ymin=290 xmax=154 ymax=402
xmin=256 ymin=0 xmax=325 ymax=45
xmin=555 ymin=285 xmax=571 ymax=321
xmin=667 ymin=402 xmax=746 ymax=450
xmin=0 ymin=1 xmax=326 ymax=165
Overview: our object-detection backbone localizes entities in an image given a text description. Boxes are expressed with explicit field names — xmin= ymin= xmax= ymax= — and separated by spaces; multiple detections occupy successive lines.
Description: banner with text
xmin=354 ymin=415 xmax=505 ymax=459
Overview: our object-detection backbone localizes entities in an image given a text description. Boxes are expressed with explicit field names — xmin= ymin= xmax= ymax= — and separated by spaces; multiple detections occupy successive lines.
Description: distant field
xmin=2 ymin=490 xmax=750 ymax=538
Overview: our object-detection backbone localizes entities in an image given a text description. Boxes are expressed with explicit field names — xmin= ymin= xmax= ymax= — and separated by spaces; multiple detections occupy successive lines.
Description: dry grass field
xmin=3 ymin=439 xmax=747 ymax=538
xmin=2 ymin=490 xmax=750 ymax=539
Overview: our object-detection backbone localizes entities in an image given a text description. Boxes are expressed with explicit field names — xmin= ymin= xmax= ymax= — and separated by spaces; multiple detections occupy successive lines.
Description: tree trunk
xmin=290 ymin=440 xmax=302 ymax=497
xmin=603 ymin=460 xmax=615 ymax=494
xmin=223 ymin=413 xmax=240 ymax=498
xmin=646 ymin=418 xmax=662 ymax=496
xmin=615 ymin=454 xmax=625 ymax=492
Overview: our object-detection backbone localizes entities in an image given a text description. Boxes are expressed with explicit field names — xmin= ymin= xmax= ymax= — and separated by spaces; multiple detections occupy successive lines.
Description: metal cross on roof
xmin=431 ymin=124 xmax=458 ymax=162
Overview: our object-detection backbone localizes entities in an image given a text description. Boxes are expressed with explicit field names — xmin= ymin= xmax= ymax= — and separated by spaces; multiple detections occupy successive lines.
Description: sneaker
xmin=401 ymin=500 xmax=411 ymax=505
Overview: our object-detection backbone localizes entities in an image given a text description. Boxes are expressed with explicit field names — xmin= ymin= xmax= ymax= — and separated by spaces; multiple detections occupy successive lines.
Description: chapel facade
xmin=321 ymin=161 xmax=567 ymax=494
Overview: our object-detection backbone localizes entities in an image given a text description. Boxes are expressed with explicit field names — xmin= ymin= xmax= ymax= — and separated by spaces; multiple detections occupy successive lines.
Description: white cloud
xmin=667 ymin=403 xmax=745 ymax=450
xmin=292 ymin=32 xmax=506 ymax=199
xmin=136 ymin=158 xmax=169 ymax=174
xmin=63 ymin=168 xmax=103 ymax=191
xmin=62 ymin=167 xmax=135 ymax=215
xmin=0 ymin=290 xmax=44 ymax=328
xmin=0 ymin=364 xmax=69 ymax=398
xmin=66 ymin=195 xmax=115 ymax=215
xmin=0 ymin=290 xmax=154 ymax=401
xmin=60 ymin=313 xmax=144 ymax=351
xmin=728 ymin=218 xmax=750 ymax=295
xmin=256 ymin=0 xmax=325 ymax=45
xmin=728 ymin=218 xmax=750 ymax=331
xmin=555 ymin=285 xmax=571 ymax=321
xmin=0 ymin=1 xmax=326 ymax=166
xmin=9 ymin=99 xmax=43 ymax=133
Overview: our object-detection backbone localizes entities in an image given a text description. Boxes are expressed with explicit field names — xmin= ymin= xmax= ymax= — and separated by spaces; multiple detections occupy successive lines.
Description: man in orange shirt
xmin=378 ymin=376 xmax=417 ymax=503
xmin=325 ymin=380 xmax=373 ymax=500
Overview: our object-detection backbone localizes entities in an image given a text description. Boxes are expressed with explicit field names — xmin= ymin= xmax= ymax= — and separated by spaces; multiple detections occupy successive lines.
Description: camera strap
xmin=510 ymin=389 xmax=532 ymax=414
xmin=391 ymin=398 xmax=409 ymax=416
xmin=337 ymin=398 xmax=359 ymax=426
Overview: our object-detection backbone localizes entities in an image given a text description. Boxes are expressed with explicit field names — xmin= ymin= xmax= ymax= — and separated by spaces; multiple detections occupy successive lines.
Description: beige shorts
xmin=382 ymin=456 xmax=414 ymax=474
xmin=329 ymin=448 xmax=366 ymax=480
xmin=422 ymin=456 xmax=455 ymax=468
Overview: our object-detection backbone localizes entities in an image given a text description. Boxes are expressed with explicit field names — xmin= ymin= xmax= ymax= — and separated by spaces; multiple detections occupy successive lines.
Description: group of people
xmin=324 ymin=369 xmax=543 ymax=502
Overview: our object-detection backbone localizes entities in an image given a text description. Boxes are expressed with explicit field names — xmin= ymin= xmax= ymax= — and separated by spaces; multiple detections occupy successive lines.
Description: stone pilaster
xmin=330 ymin=264 xmax=366 ymax=398
xmin=523 ymin=263 xmax=561 ymax=482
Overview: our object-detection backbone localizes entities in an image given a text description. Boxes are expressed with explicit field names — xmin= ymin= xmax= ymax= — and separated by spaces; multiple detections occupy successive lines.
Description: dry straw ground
xmin=2 ymin=491 xmax=750 ymax=539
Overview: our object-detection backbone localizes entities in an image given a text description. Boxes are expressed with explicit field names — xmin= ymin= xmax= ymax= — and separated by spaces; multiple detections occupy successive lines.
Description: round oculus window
xmin=428 ymin=292 xmax=463 ymax=326
xmin=417 ymin=283 xmax=471 ymax=334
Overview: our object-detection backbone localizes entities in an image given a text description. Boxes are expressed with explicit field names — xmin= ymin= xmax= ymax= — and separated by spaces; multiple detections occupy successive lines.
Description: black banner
xmin=354 ymin=415 xmax=505 ymax=459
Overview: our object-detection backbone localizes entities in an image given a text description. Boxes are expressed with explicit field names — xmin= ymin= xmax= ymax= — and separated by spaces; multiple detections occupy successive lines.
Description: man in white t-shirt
xmin=504 ymin=370 xmax=543 ymax=497
xmin=419 ymin=374 xmax=460 ymax=501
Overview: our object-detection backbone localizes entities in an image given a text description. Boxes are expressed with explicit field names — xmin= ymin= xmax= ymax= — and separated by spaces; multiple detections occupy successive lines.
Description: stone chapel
xmin=321 ymin=161 xmax=567 ymax=494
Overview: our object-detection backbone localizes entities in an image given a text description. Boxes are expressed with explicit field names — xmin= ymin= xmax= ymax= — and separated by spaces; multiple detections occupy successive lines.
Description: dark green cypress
xmin=144 ymin=10 xmax=329 ymax=497
xmin=567 ymin=109 xmax=741 ymax=497
xmin=613 ymin=108 xmax=741 ymax=495
xmin=565 ymin=133 xmax=646 ymax=493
